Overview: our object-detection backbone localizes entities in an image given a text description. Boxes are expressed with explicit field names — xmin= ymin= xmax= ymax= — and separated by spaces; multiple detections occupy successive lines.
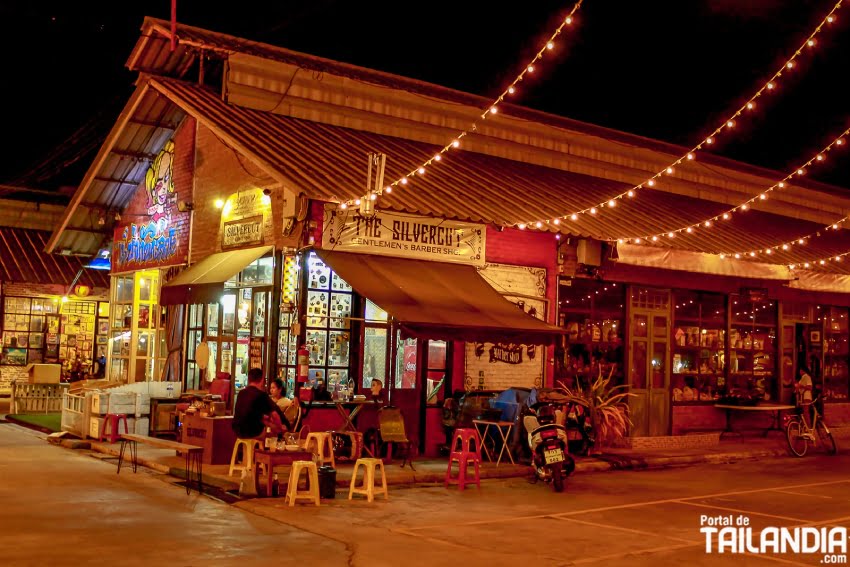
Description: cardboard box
xmin=25 ymin=364 xmax=61 ymax=384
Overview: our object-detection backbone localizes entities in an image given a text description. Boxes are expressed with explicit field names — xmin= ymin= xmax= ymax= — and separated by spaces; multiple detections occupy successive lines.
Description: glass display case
xmin=671 ymin=291 xmax=726 ymax=403
xmin=818 ymin=306 xmax=849 ymax=402
xmin=728 ymin=295 xmax=777 ymax=400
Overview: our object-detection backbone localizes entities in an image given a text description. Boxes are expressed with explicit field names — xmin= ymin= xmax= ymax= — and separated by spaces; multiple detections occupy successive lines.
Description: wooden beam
xmin=128 ymin=117 xmax=177 ymax=130
xmin=93 ymin=176 xmax=141 ymax=186
xmin=110 ymin=149 xmax=157 ymax=160
xmin=66 ymin=226 xmax=112 ymax=235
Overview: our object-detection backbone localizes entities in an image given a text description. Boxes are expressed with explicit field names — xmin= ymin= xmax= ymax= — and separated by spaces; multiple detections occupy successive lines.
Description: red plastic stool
xmin=445 ymin=428 xmax=481 ymax=491
xmin=99 ymin=414 xmax=129 ymax=444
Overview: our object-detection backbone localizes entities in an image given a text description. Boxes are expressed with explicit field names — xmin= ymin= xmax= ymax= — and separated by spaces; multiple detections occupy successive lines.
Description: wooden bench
xmin=117 ymin=433 xmax=204 ymax=495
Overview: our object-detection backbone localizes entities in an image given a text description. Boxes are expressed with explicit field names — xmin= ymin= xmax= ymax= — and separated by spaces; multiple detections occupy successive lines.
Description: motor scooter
xmin=523 ymin=405 xmax=574 ymax=492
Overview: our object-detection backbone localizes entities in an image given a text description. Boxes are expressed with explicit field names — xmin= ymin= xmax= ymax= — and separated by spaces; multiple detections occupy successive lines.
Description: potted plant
xmin=556 ymin=366 xmax=633 ymax=454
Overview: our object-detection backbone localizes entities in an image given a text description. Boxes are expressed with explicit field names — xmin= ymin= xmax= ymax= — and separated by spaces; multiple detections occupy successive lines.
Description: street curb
xmin=75 ymin=438 xmax=805 ymax=492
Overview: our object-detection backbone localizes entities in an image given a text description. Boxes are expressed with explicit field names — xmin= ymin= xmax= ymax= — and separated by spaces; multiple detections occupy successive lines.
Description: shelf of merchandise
xmin=727 ymin=296 xmax=777 ymax=399
xmin=820 ymin=306 xmax=850 ymax=403
xmin=671 ymin=291 xmax=727 ymax=404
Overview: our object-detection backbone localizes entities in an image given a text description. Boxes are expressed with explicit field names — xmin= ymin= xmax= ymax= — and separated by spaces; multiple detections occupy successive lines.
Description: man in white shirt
xmin=795 ymin=366 xmax=814 ymax=424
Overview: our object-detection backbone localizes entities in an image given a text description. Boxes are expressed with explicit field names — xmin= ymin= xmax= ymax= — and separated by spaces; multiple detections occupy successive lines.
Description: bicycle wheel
xmin=815 ymin=420 xmax=837 ymax=455
xmin=786 ymin=420 xmax=808 ymax=457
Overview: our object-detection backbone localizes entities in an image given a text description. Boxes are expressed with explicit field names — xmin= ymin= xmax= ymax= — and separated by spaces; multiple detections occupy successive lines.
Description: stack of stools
xmin=304 ymin=431 xmax=336 ymax=468
xmin=348 ymin=457 xmax=389 ymax=502
xmin=445 ymin=428 xmax=482 ymax=491
xmin=286 ymin=460 xmax=321 ymax=506
xmin=229 ymin=438 xmax=263 ymax=477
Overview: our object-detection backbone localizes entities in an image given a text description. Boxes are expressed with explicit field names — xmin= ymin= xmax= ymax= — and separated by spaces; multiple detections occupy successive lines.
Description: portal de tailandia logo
xmin=700 ymin=514 xmax=848 ymax=563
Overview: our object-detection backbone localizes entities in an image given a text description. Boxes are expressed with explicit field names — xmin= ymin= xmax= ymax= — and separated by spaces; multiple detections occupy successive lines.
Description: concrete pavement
xmin=1 ymin=420 xmax=848 ymax=566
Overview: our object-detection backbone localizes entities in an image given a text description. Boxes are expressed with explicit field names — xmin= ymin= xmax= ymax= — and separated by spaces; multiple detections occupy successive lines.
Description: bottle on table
xmin=271 ymin=473 xmax=280 ymax=497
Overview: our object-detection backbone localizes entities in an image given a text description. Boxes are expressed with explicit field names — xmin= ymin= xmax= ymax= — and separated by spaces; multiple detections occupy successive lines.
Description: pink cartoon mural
xmin=112 ymin=139 xmax=189 ymax=273
xmin=146 ymin=140 xmax=177 ymax=222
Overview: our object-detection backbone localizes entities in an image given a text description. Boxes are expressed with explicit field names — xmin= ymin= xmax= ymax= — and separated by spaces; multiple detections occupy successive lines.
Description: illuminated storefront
xmin=106 ymin=135 xmax=191 ymax=384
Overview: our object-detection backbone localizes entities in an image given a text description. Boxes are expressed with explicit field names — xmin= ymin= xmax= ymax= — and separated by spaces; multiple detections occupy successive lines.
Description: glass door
xmin=390 ymin=330 xmax=421 ymax=449
xmin=628 ymin=287 xmax=671 ymax=436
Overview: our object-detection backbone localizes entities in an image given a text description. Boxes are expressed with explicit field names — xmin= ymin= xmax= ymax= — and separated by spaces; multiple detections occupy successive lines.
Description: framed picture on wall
xmin=98 ymin=320 xmax=109 ymax=335
xmin=810 ymin=331 xmax=821 ymax=344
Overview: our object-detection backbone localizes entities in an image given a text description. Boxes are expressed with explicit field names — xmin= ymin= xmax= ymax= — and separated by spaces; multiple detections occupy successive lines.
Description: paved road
xmin=1 ymin=421 xmax=847 ymax=566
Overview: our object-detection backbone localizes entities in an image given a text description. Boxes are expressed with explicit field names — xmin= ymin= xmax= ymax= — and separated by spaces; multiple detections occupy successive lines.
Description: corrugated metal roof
xmin=46 ymin=83 xmax=186 ymax=255
xmin=149 ymin=77 xmax=850 ymax=273
xmin=0 ymin=228 xmax=109 ymax=287
xmin=129 ymin=17 xmax=850 ymax=201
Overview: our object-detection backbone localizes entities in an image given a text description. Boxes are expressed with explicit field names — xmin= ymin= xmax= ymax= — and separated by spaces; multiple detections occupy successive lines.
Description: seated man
xmin=232 ymin=368 xmax=287 ymax=439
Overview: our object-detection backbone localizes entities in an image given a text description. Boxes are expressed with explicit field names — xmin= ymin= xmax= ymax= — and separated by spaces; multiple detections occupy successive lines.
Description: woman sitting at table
xmin=270 ymin=377 xmax=301 ymax=430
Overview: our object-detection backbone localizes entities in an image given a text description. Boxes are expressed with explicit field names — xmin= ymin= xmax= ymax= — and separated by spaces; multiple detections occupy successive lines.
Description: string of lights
xmin=513 ymin=0 xmax=843 ymax=232
xmin=615 ymin=125 xmax=850 ymax=249
xmin=339 ymin=0 xmax=584 ymax=211
xmin=789 ymin=249 xmax=850 ymax=270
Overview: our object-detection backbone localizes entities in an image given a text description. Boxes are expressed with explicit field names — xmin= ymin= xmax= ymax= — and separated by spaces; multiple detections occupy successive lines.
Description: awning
xmin=315 ymin=249 xmax=565 ymax=345
xmin=160 ymin=245 xmax=273 ymax=305
xmin=616 ymin=243 xmax=793 ymax=281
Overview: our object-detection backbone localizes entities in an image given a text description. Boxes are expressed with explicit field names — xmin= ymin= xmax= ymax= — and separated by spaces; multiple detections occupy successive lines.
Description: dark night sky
xmin=2 ymin=0 xmax=849 ymax=197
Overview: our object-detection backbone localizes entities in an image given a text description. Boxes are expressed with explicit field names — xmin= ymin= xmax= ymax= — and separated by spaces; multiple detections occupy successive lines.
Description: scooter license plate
xmin=544 ymin=448 xmax=565 ymax=464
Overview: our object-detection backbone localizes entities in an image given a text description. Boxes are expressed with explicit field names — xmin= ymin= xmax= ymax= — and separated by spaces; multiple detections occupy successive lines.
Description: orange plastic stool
xmin=445 ymin=428 xmax=481 ymax=491
xmin=99 ymin=414 xmax=129 ymax=444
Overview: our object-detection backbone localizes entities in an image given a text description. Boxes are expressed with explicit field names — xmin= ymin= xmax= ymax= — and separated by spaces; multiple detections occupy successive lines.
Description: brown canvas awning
xmin=160 ymin=245 xmax=273 ymax=305
xmin=315 ymin=249 xmax=564 ymax=344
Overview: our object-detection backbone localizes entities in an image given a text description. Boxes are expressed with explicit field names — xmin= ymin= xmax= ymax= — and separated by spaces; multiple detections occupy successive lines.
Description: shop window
xmin=108 ymin=270 xmax=163 ymax=383
xmin=278 ymin=254 xmax=301 ymax=396
xmin=365 ymin=299 xmax=388 ymax=322
xmin=395 ymin=334 xmax=417 ymax=389
xmin=817 ymin=306 xmax=849 ymax=402
xmin=2 ymin=297 xmax=54 ymax=366
xmin=558 ymin=279 xmax=625 ymax=387
xmin=304 ymin=252 xmax=353 ymax=395
xmin=363 ymin=327 xmax=388 ymax=389
xmin=425 ymin=340 xmax=448 ymax=405
xmin=632 ymin=287 xmax=670 ymax=310
xmin=729 ymin=295 xmax=777 ymax=400
xmin=671 ymin=291 xmax=726 ymax=403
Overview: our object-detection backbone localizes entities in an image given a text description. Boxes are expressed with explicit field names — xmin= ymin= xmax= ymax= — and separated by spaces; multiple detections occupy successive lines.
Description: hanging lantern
xmin=74 ymin=284 xmax=91 ymax=297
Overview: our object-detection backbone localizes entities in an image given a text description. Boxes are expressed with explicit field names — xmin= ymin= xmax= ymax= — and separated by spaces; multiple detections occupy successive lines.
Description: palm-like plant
xmin=556 ymin=366 xmax=634 ymax=452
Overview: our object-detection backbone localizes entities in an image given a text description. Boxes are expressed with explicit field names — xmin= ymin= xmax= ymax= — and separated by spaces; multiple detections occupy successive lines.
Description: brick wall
xmin=192 ymin=122 xmax=302 ymax=261
xmin=112 ymin=118 xmax=194 ymax=272
xmin=1 ymin=283 xmax=108 ymax=301
xmin=463 ymin=226 xmax=559 ymax=390
xmin=465 ymin=262 xmax=548 ymax=390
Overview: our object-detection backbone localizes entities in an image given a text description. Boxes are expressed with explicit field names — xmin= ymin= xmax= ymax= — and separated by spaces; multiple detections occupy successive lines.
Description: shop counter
xmin=181 ymin=412 xmax=237 ymax=465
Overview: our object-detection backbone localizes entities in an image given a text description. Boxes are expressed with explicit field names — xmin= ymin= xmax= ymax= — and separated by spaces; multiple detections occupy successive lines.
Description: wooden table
xmin=118 ymin=433 xmax=204 ymax=494
xmin=472 ymin=419 xmax=515 ymax=465
xmin=181 ymin=413 xmax=237 ymax=465
xmin=253 ymin=449 xmax=315 ymax=497
xmin=714 ymin=403 xmax=795 ymax=438
xmin=307 ymin=400 xmax=380 ymax=431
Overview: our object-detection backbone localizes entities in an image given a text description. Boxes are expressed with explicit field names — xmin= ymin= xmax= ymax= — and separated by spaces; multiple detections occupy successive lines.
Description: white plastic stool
xmin=348 ymin=457 xmax=388 ymax=503
xmin=304 ymin=431 xmax=335 ymax=468
xmin=228 ymin=438 xmax=262 ymax=477
xmin=285 ymin=460 xmax=320 ymax=506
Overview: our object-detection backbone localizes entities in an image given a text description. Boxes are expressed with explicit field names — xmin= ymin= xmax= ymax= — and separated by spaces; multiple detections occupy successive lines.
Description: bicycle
xmin=785 ymin=397 xmax=837 ymax=457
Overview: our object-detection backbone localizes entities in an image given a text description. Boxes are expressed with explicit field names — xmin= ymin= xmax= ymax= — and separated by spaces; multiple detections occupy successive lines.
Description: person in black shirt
xmin=232 ymin=368 xmax=286 ymax=439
